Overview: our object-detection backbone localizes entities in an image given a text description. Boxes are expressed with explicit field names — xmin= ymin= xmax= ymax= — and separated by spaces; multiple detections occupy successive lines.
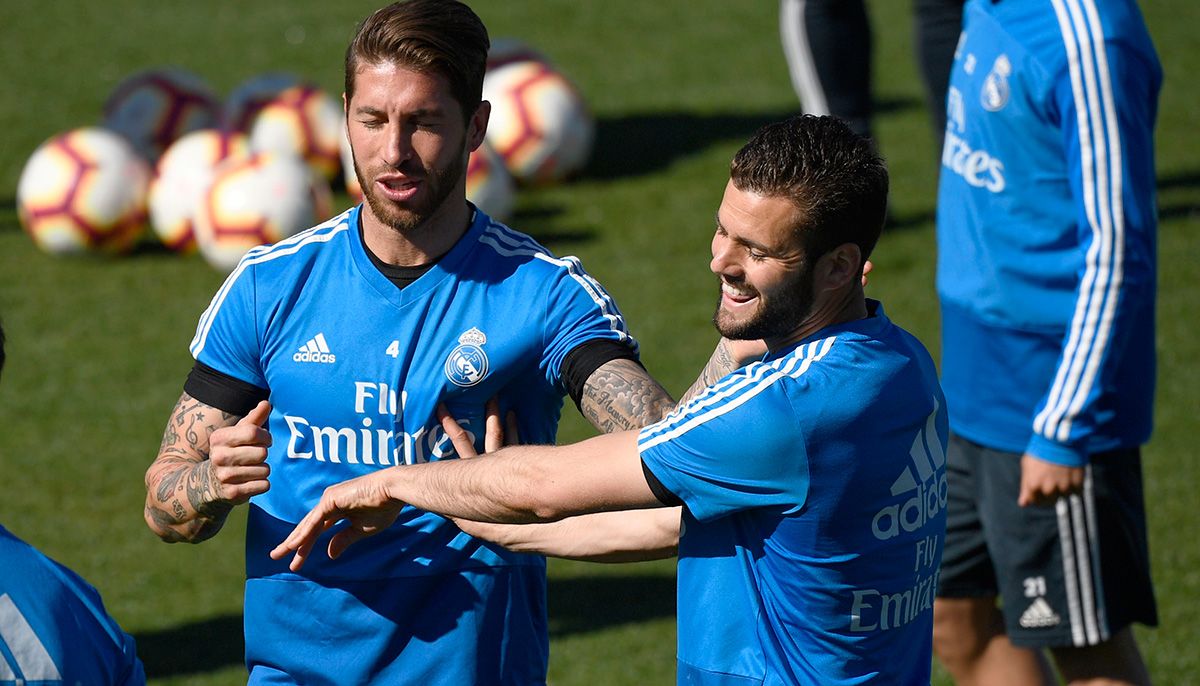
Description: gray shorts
xmin=936 ymin=433 xmax=1158 ymax=648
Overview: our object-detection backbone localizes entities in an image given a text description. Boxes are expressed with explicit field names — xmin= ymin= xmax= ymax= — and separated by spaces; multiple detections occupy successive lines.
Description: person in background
xmin=932 ymin=0 xmax=1161 ymax=684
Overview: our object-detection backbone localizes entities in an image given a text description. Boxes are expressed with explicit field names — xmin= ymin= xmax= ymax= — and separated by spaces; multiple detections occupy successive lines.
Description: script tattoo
xmin=580 ymin=359 xmax=676 ymax=433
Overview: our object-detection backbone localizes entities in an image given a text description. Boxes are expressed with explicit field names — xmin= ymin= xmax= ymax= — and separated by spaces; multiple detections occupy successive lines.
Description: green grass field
xmin=0 ymin=1 xmax=1196 ymax=683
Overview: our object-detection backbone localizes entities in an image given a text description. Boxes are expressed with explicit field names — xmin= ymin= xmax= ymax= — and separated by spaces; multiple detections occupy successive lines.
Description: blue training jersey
xmin=0 ymin=525 xmax=145 ymax=686
xmin=639 ymin=303 xmax=948 ymax=686
xmin=190 ymin=205 xmax=636 ymax=684
xmin=936 ymin=0 xmax=1161 ymax=465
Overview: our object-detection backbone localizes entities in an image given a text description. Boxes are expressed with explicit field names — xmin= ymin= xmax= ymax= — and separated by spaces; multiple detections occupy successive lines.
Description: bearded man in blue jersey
xmin=141 ymin=2 xmax=707 ymax=684
xmin=274 ymin=115 xmax=951 ymax=686
xmin=931 ymin=1 xmax=1160 ymax=685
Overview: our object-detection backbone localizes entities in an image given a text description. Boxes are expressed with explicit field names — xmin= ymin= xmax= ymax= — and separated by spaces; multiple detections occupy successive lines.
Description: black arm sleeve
xmin=642 ymin=460 xmax=683 ymax=506
xmin=560 ymin=339 xmax=641 ymax=412
xmin=183 ymin=361 xmax=269 ymax=416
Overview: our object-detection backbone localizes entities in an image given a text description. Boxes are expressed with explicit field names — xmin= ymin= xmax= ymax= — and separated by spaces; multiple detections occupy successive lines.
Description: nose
xmin=382 ymin=123 xmax=414 ymax=167
xmin=710 ymin=232 xmax=739 ymax=277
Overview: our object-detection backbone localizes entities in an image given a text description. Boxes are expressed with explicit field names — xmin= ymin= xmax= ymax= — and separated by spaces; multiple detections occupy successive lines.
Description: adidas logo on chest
xmin=294 ymin=333 xmax=337 ymax=364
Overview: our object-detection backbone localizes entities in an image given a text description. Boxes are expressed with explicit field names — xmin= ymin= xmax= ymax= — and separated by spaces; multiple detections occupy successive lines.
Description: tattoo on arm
xmin=678 ymin=339 xmax=740 ymax=407
xmin=580 ymin=358 xmax=676 ymax=433
xmin=145 ymin=393 xmax=239 ymax=541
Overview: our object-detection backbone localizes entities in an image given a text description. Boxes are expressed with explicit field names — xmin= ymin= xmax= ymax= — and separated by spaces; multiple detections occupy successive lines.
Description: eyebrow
xmin=715 ymin=213 xmax=776 ymax=254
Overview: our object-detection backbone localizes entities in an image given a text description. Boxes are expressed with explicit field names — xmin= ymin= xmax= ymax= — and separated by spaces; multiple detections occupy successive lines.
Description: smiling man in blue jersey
xmin=932 ymin=1 xmax=1161 ymax=685
xmin=140 ymin=2 xmax=693 ymax=684
xmin=273 ymin=115 xmax=951 ymax=685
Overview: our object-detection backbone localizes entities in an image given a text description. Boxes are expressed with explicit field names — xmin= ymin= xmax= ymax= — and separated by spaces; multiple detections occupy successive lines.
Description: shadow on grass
xmin=135 ymin=614 xmax=244 ymax=679
xmin=133 ymin=574 xmax=675 ymax=678
xmin=548 ymin=574 xmax=675 ymax=637
xmin=584 ymin=97 xmax=915 ymax=182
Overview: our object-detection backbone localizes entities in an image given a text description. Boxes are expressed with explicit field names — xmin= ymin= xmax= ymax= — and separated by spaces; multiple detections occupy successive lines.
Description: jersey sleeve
xmin=187 ymin=259 xmax=267 ymax=390
xmin=538 ymin=254 xmax=638 ymax=390
xmin=637 ymin=366 xmax=810 ymax=522
xmin=1027 ymin=36 xmax=1161 ymax=466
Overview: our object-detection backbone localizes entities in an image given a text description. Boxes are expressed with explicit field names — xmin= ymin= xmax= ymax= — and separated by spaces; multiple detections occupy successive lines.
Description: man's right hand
xmin=207 ymin=400 xmax=273 ymax=505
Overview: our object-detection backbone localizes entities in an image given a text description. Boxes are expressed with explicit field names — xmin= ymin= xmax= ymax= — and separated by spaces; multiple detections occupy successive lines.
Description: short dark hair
xmin=730 ymin=114 xmax=888 ymax=266
xmin=344 ymin=0 xmax=490 ymax=122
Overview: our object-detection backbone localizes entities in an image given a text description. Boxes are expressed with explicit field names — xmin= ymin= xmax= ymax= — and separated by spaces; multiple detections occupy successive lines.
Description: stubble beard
xmin=354 ymin=148 xmax=467 ymax=235
xmin=713 ymin=265 xmax=816 ymax=341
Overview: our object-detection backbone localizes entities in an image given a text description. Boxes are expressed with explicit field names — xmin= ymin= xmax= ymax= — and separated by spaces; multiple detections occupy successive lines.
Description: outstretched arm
xmin=271 ymin=422 xmax=661 ymax=571
xmin=143 ymin=394 xmax=271 ymax=543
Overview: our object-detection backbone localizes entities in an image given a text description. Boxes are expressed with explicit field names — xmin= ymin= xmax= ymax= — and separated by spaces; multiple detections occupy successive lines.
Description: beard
xmin=354 ymin=147 xmax=467 ymax=234
xmin=713 ymin=264 xmax=816 ymax=341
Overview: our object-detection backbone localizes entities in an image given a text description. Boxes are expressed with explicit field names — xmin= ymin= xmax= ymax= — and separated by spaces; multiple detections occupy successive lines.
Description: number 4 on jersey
xmin=385 ymin=340 xmax=400 ymax=358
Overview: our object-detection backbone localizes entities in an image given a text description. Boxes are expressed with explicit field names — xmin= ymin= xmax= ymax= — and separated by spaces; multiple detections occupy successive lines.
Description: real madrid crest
xmin=981 ymin=54 xmax=1011 ymax=112
xmin=445 ymin=327 xmax=489 ymax=387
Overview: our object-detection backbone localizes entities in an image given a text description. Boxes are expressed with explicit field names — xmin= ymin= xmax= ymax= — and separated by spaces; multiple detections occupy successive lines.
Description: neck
xmin=764 ymin=286 xmax=868 ymax=352
xmin=360 ymin=199 xmax=473 ymax=267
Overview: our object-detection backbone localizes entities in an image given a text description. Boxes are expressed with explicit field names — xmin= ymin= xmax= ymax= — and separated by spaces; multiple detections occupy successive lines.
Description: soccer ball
xmin=248 ymin=85 xmax=344 ymax=180
xmin=148 ymin=129 xmax=251 ymax=252
xmin=486 ymin=38 xmax=549 ymax=72
xmin=194 ymin=152 xmax=334 ymax=272
xmin=483 ymin=59 xmax=595 ymax=185
xmin=467 ymin=142 xmax=516 ymax=222
xmin=223 ymin=72 xmax=306 ymax=133
xmin=102 ymin=67 xmax=221 ymax=162
xmin=17 ymin=127 xmax=151 ymax=255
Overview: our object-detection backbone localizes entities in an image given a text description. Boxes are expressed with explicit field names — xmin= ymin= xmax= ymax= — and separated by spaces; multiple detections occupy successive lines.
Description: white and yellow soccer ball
xmin=466 ymin=142 xmax=516 ymax=223
xmin=17 ymin=127 xmax=151 ymax=256
xmin=483 ymin=58 xmax=595 ymax=186
xmin=102 ymin=67 xmax=221 ymax=162
xmin=223 ymin=72 xmax=306 ymax=134
xmin=148 ymin=129 xmax=251 ymax=253
xmin=194 ymin=152 xmax=334 ymax=272
xmin=248 ymin=85 xmax=344 ymax=181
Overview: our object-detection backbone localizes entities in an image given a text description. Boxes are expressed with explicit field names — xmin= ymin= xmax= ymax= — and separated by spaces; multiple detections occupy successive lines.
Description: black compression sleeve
xmin=183 ymin=361 xmax=269 ymax=416
xmin=642 ymin=460 xmax=683 ymax=506
xmin=561 ymin=339 xmax=641 ymax=411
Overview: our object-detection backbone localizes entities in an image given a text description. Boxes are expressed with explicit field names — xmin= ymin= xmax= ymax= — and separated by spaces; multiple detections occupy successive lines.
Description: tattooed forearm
xmin=145 ymin=393 xmax=240 ymax=543
xmin=678 ymin=339 xmax=741 ymax=406
xmin=580 ymin=359 xmax=676 ymax=432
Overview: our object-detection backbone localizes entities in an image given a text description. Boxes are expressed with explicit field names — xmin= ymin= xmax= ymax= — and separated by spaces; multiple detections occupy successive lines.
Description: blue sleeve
xmin=538 ymin=254 xmax=638 ymax=390
xmin=187 ymin=258 xmax=267 ymax=388
xmin=637 ymin=368 xmax=810 ymax=521
xmin=1028 ymin=33 xmax=1161 ymax=466
xmin=0 ymin=528 xmax=146 ymax=685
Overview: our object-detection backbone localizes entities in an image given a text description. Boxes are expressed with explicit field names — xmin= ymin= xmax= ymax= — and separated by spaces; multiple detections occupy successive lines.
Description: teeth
xmin=722 ymin=282 xmax=755 ymax=300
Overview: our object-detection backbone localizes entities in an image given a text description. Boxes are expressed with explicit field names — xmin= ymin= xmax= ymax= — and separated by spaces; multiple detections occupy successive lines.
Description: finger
xmin=438 ymin=405 xmax=479 ymax=458
xmin=484 ymin=398 xmax=503 ymax=453
xmin=239 ymin=400 xmax=272 ymax=429
xmin=215 ymin=465 xmax=271 ymax=485
xmin=505 ymin=411 xmax=521 ymax=447
xmin=222 ymin=479 xmax=270 ymax=503
xmin=328 ymin=525 xmax=375 ymax=560
xmin=212 ymin=445 xmax=270 ymax=467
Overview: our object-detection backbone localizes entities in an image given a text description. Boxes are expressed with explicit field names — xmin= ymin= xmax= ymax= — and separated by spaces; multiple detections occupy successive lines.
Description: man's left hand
xmin=1017 ymin=454 xmax=1084 ymax=507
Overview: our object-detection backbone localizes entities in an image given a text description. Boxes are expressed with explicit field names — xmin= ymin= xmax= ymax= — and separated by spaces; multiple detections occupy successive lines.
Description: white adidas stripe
xmin=0 ymin=594 xmax=63 ymax=680
xmin=477 ymin=222 xmax=634 ymax=347
xmin=190 ymin=213 xmax=352 ymax=358
xmin=639 ymin=336 xmax=836 ymax=450
xmin=1035 ymin=0 xmax=1126 ymax=444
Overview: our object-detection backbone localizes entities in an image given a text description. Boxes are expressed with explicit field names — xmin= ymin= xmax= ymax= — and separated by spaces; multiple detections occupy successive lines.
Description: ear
xmin=467 ymin=100 xmax=491 ymax=152
xmin=816 ymin=243 xmax=864 ymax=292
